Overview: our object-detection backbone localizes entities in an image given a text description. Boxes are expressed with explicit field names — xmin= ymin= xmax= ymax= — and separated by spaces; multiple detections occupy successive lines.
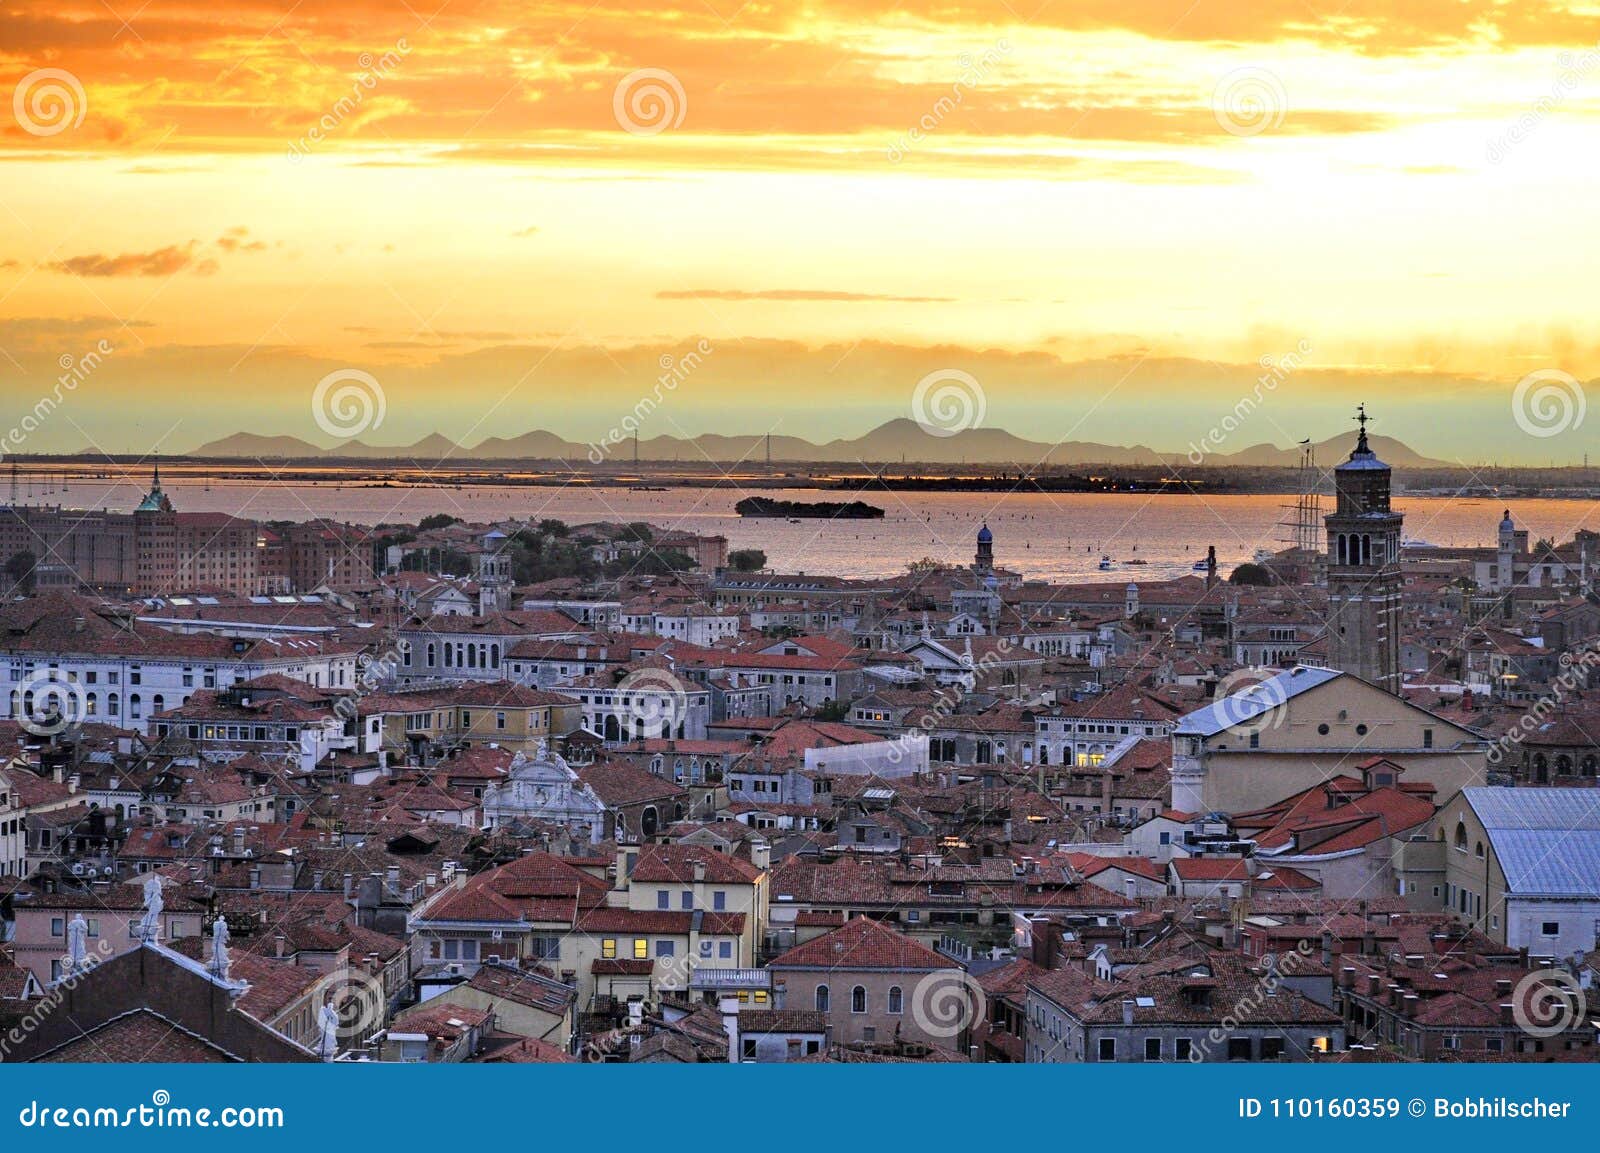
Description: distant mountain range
xmin=186 ymin=419 xmax=1448 ymax=469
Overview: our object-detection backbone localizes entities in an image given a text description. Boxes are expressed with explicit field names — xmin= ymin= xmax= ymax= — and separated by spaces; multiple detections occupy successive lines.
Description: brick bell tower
xmin=1324 ymin=405 xmax=1403 ymax=694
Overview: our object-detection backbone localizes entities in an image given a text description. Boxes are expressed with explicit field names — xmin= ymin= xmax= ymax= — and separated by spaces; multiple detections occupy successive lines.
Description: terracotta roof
xmin=768 ymin=915 xmax=959 ymax=971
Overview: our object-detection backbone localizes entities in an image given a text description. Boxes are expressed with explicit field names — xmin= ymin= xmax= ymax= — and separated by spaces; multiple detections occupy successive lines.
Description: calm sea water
xmin=27 ymin=479 xmax=1600 ymax=582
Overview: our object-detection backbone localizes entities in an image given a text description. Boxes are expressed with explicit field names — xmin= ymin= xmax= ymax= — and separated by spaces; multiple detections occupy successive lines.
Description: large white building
xmin=0 ymin=594 xmax=362 ymax=735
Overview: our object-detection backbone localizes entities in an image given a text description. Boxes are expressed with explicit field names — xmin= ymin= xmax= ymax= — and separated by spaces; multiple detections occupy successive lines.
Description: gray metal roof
xmin=1174 ymin=666 xmax=1342 ymax=737
xmin=1463 ymin=787 xmax=1600 ymax=896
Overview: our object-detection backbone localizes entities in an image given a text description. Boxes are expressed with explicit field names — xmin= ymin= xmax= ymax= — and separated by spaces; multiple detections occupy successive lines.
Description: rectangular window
xmin=633 ymin=938 xmax=648 ymax=959
xmin=1097 ymin=1038 xmax=1115 ymax=1062
xmin=601 ymin=938 xmax=616 ymax=959
xmin=1542 ymin=921 xmax=1560 ymax=936
xmin=719 ymin=941 xmax=733 ymax=958
xmin=1175 ymin=1038 xmax=1192 ymax=1061
xmin=713 ymin=891 xmax=727 ymax=911
xmin=657 ymin=890 xmax=669 ymax=910
xmin=656 ymin=940 xmax=675 ymax=958
xmin=1144 ymin=1038 xmax=1161 ymax=1061
xmin=681 ymin=890 xmax=693 ymax=910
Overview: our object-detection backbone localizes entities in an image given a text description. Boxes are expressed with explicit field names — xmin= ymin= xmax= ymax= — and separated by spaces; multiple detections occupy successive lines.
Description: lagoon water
xmin=28 ymin=478 xmax=1600 ymax=582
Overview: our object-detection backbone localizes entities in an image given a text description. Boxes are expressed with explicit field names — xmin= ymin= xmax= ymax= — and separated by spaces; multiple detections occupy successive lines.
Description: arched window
xmin=1454 ymin=822 xmax=1467 ymax=851
xmin=1475 ymin=841 xmax=1485 ymax=859
xmin=641 ymin=806 xmax=659 ymax=837
xmin=815 ymin=985 xmax=830 ymax=1012
xmin=1556 ymin=755 xmax=1573 ymax=776
xmin=427 ymin=643 xmax=436 ymax=667
xmin=152 ymin=694 xmax=164 ymax=714
xmin=851 ymin=985 xmax=866 ymax=1013
xmin=490 ymin=644 xmax=500 ymax=669
xmin=108 ymin=693 xmax=119 ymax=717
xmin=887 ymin=986 xmax=903 ymax=1015
xmin=130 ymin=693 xmax=142 ymax=719
xmin=1583 ymin=755 xmax=1598 ymax=777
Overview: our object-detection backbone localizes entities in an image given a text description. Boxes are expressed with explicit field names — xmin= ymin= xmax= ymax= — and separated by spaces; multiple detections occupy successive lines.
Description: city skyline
xmin=1 ymin=2 xmax=1598 ymax=461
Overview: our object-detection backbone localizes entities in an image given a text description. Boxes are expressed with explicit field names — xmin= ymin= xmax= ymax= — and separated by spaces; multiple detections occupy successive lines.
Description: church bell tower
xmin=1324 ymin=406 xmax=1403 ymax=694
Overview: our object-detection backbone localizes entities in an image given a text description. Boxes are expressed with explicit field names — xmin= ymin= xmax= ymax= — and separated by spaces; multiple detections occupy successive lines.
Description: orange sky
xmin=2 ymin=0 xmax=1599 ymax=462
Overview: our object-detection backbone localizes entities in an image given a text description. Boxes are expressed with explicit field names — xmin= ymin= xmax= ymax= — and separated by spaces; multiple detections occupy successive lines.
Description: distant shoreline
xmin=6 ymin=457 xmax=1599 ymax=500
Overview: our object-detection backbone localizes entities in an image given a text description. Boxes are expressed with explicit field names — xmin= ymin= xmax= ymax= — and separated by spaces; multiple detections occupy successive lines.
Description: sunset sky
xmin=2 ymin=0 xmax=1599 ymax=462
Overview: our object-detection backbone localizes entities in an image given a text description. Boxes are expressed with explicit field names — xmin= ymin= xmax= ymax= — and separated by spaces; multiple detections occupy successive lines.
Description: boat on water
xmin=1098 ymin=555 xmax=1114 ymax=570
xmin=1192 ymin=560 xmax=1210 ymax=571
xmin=1124 ymin=558 xmax=1148 ymax=565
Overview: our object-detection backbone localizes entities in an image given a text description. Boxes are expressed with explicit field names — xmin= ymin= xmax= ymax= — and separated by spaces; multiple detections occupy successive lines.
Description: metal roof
xmin=1173 ymin=665 xmax=1342 ymax=737
xmin=1463 ymin=787 xmax=1600 ymax=896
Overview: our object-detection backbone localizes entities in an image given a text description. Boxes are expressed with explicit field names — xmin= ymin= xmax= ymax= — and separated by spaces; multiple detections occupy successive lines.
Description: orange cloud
xmin=46 ymin=243 xmax=215 ymax=278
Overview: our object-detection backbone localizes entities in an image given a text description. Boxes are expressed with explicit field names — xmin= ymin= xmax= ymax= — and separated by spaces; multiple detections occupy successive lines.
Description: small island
xmin=735 ymin=496 xmax=885 ymax=519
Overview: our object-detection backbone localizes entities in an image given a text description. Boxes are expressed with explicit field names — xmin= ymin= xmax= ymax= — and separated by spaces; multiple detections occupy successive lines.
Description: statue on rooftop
xmin=137 ymin=874 xmax=164 ymax=942
xmin=318 ymin=998 xmax=341 ymax=1061
xmin=65 ymin=913 xmax=88 ymax=974
xmin=210 ymin=916 xmax=231 ymax=981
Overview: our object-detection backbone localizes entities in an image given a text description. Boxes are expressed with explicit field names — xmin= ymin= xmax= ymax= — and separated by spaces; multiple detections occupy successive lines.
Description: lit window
xmin=601 ymin=938 xmax=616 ymax=959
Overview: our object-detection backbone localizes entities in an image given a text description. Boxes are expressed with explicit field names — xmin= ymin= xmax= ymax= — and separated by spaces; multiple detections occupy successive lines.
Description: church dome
xmin=977 ymin=523 xmax=992 ymax=544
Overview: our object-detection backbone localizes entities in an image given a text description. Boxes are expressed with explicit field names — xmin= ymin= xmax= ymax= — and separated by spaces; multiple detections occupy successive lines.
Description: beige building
xmin=767 ymin=915 xmax=968 ymax=1053
xmin=1397 ymin=787 xmax=1600 ymax=960
xmin=1171 ymin=666 xmax=1488 ymax=815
